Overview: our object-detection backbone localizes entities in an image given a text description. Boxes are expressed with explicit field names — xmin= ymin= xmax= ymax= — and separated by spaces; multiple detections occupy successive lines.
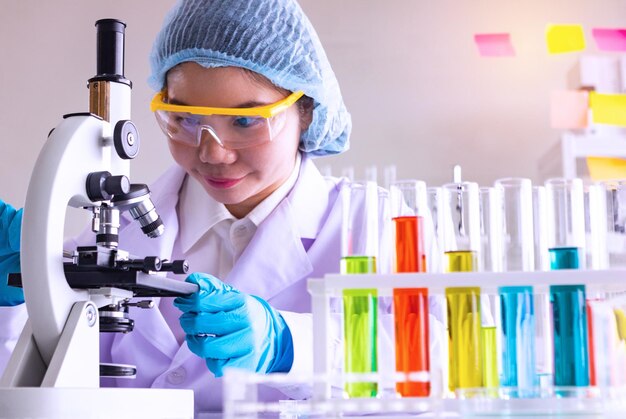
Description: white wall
xmin=1 ymin=0 xmax=625 ymax=236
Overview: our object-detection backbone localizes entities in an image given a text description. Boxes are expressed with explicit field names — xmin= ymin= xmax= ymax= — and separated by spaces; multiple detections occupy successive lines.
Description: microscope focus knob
xmin=171 ymin=260 xmax=189 ymax=275
xmin=143 ymin=256 xmax=162 ymax=272
xmin=87 ymin=171 xmax=131 ymax=201
xmin=114 ymin=119 xmax=140 ymax=159
xmin=160 ymin=260 xmax=189 ymax=275
xmin=105 ymin=175 xmax=131 ymax=196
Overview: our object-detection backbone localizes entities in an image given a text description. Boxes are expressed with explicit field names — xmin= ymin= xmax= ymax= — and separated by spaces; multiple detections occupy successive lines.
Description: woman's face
xmin=164 ymin=62 xmax=302 ymax=218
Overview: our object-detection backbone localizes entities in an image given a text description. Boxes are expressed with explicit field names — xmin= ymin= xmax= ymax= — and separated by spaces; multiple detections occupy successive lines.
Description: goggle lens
xmin=154 ymin=110 xmax=287 ymax=150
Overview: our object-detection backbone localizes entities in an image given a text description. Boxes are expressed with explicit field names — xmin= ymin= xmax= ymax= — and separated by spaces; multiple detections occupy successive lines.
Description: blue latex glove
xmin=174 ymin=273 xmax=294 ymax=377
xmin=0 ymin=199 xmax=23 ymax=306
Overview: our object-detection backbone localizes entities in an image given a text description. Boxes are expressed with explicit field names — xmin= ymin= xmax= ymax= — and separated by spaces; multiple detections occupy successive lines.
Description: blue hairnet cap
xmin=149 ymin=0 xmax=351 ymax=156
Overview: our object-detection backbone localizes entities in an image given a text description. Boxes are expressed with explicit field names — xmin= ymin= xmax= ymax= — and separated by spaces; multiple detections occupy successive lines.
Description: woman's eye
xmin=173 ymin=113 xmax=200 ymax=127
xmin=233 ymin=116 xmax=264 ymax=128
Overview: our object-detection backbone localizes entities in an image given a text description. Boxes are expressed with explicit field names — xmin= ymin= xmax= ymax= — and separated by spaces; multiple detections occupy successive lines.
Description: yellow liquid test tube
xmin=445 ymin=250 xmax=477 ymax=272
xmin=445 ymin=251 xmax=483 ymax=391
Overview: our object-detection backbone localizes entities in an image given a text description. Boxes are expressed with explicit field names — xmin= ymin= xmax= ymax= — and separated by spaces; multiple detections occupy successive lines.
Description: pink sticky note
xmin=550 ymin=90 xmax=589 ymax=129
xmin=592 ymin=28 xmax=626 ymax=52
xmin=474 ymin=33 xmax=515 ymax=57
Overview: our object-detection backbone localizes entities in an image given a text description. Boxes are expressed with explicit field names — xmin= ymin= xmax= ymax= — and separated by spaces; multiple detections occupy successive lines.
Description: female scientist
xmin=0 ymin=0 xmax=361 ymax=413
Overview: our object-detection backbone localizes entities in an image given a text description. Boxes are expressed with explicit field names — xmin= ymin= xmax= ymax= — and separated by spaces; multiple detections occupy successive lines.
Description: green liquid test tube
xmin=341 ymin=255 xmax=377 ymax=274
xmin=342 ymin=256 xmax=378 ymax=398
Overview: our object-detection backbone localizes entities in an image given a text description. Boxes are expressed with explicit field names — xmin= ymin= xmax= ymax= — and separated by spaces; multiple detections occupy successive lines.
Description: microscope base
xmin=0 ymin=387 xmax=194 ymax=418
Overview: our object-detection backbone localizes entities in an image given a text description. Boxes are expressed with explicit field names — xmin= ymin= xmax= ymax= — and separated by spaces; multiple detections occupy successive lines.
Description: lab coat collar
xmin=178 ymin=153 xmax=302 ymax=254
xmin=178 ymin=175 xmax=234 ymax=254
xmin=226 ymin=156 xmax=330 ymax=300
xmin=285 ymin=155 xmax=330 ymax=240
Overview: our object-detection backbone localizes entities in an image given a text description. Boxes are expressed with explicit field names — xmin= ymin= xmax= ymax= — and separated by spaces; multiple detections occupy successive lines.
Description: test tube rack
xmin=223 ymin=269 xmax=626 ymax=418
xmin=224 ymin=269 xmax=626 ymax=419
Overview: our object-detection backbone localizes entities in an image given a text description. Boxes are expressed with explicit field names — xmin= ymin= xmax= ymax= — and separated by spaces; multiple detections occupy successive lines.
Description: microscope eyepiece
xmin=90 ymin=18 xmax=130 ymax=87
xmin=95 ymin=19 xmax=126 ymax=78
xmin=112 ymin=184 xmax=164 ymax=238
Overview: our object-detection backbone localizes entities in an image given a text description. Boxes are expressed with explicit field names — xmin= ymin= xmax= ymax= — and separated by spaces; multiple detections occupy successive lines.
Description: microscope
xmin=0 ymin=19 xmax=196 ymax=418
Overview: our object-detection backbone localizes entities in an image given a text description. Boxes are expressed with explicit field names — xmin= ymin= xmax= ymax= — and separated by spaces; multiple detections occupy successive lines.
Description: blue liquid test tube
xmin=494 ymin=178 xmax=537 ymax=394
xmin=546 ymin=179 xmax=589 ymax=388
xmin=550 ymin=283 xmax=589 ymax=387
xmin=549 ymin=247 xmax=589 ymax=387
xmin=499 ymin=286 xmax=536 ymax=391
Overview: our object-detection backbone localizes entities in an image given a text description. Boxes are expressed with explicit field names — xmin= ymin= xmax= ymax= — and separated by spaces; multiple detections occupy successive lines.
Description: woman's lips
xmin=203 ymin=176 xmax=244 ymax=189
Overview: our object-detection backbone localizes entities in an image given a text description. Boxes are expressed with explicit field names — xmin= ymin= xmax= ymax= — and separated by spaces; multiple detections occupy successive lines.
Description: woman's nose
xmin=197 ymin=126 xmax=237 ymax=164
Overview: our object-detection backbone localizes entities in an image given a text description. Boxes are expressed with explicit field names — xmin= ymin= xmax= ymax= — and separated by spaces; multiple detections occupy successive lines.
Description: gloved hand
xmin=0 ymin=199 xmax=24 ymax=306
xmin=174 ymin=273 xmax=294 ymax=377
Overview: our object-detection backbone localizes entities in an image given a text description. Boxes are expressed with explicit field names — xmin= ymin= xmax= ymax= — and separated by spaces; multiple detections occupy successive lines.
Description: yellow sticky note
xmin=587 ymin=157 xmax=626 ymax=181
xmin=550 ymin=90 xmax=588 ymax=129
xmin=546 ymin=24 xmax=586 ymax=54
xmin=590 ymin=92 xmax=626 ymax=126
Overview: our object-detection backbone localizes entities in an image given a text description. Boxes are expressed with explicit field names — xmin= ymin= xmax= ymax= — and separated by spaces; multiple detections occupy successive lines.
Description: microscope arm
xmin=21 ymin=113 xmax=128 ymax=366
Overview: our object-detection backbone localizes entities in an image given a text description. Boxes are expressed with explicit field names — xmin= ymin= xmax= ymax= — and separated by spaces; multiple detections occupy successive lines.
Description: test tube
xmin=441 ymin=182 xmax=482 ymax=392
xmin=583 ymin=182 xmax=609 ymax=387
xmin=493 ymin=178 xmax=537 ymax=395
xmin=545 ymin=178 xmax=589 ymax=388
xmin=584 ymin=182 xmax=609 ymax=270
xmin=479 ymin=187 xmax=502 ymax=273
xmin=426 ymin=186 xmax=448 ymax=394
xmin=532 ymin=186 xmax=550 ymax=272
xmin=427 ymin=187 xmax=444 ymax=273
xmin=546 ymin=178 xmax=585 ymax=269
xmin=591 ymin=297 xmax=626 ymax=388
xmin=532 ymin=186 xmax=553 ymax=389
xmin=365 ymin=164 xmax=378 ymax=187
xmin=390 ymin=180 xmax=429 ymax=397
xmin=341 ymin=181 xmax=379 ymax=397
xmin=441 ymin=182 xmax=481 ymax=272
xmin=613 ymin=300 xmax=626 ymax=386
xmin=601 ymin=180 xmax=626 ymax=268
xmin=341 ymin=166 xmax=355 ymax=182
xmin=391 ymin=181 xmax=428 ymax=273
xmin=383 ymin=165 xmax=397 ymax=191
xmin=478 ymin=187 xmax=501 ymax=391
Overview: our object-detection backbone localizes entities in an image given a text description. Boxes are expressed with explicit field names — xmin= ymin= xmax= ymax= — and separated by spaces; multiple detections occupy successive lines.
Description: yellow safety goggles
xmin=150 ymin=90 xmax=304 ymax=149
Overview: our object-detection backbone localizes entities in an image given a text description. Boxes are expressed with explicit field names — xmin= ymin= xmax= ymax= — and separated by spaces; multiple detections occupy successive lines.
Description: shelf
xmin=539 ymin=132 xmax=626 ymax=180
